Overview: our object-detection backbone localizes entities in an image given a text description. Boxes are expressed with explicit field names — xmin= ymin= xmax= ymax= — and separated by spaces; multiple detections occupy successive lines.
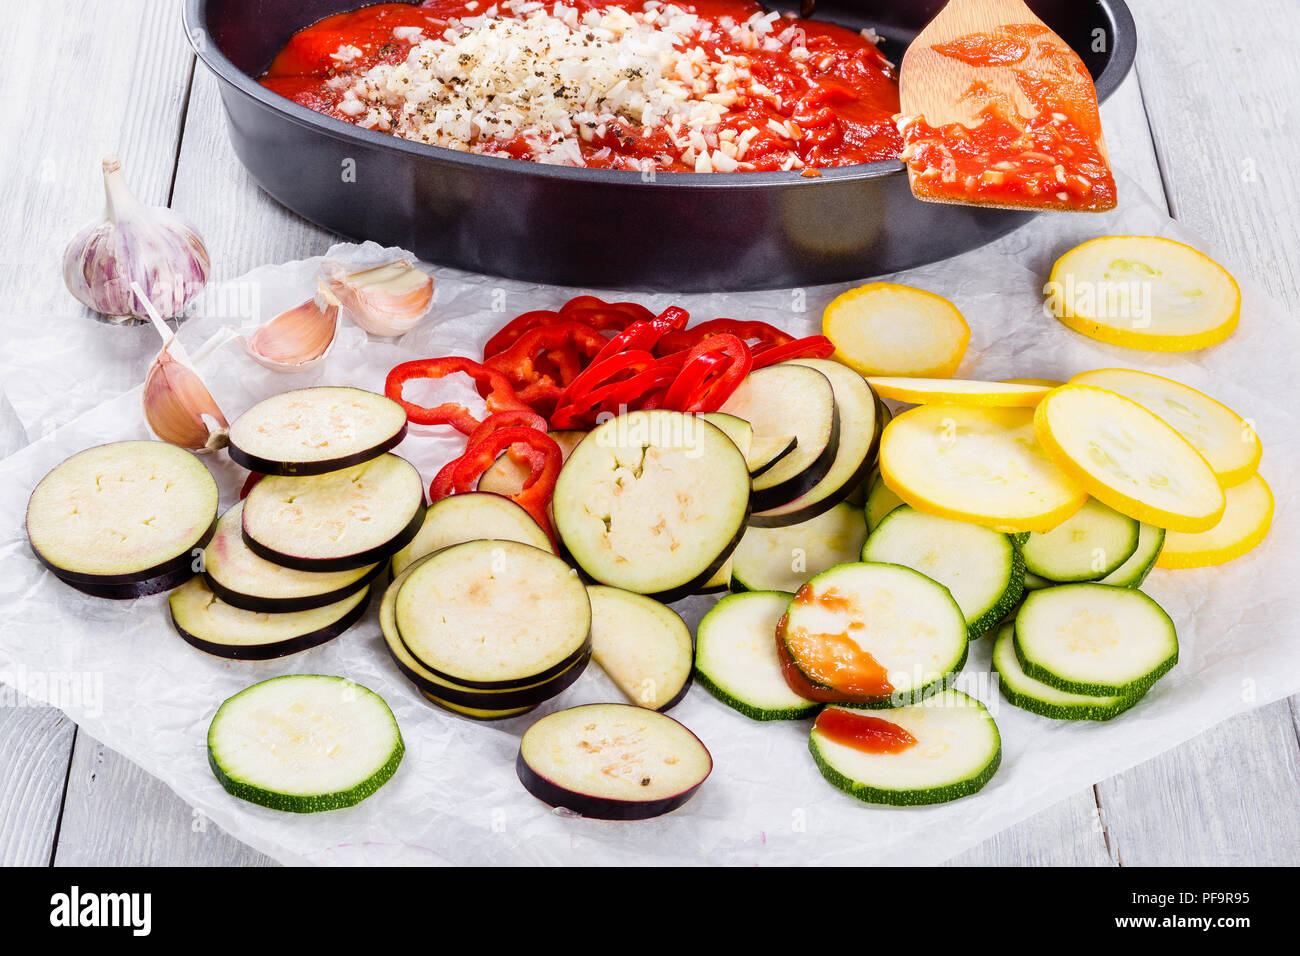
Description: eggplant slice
xmin=205 ymin=501 xmax=381 ymax=612
xmin=227 ymin=386 xmax=408 ymax=476
xmin=554 ymin=410 xmax=751 ymax=601
xmin=242 ymin=453 xmax=424 ymax=571
xmin=394 ymin=539 xmax=592 ymax=690
xmin=27 ymin=441 xmax=218 ymax=589
xmin=381 ymin=553 xmax=590 ymax=710
xmin=517 ymin=704 xmax=712 ymax=819
xmin=587 ymin=586 xmax=693 ymax=711
xmin=391 ymin=492 xmax=553 ymax=577
xmin=169 ymin=576 xmax=370 ymax=660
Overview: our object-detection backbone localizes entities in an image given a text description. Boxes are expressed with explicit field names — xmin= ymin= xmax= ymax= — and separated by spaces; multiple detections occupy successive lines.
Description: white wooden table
xmin=1 ymin=0 xmax=1297 ymax=866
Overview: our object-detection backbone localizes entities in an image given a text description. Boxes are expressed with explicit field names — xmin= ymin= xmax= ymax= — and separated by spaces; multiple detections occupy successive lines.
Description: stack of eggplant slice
xmin=178 ymin=387 xmax=419 ymax=659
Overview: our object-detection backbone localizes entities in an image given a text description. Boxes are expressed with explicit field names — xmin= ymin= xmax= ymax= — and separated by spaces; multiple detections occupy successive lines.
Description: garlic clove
xmin=322 ymin=258 xmax=433 ymax=336
xmin=241 ymin=281 xmax=340 ymax=372
xmin=63 ymin=156 xmax=210 ymax=323
xmin=143 ymin=340 xmax=230 ymax=453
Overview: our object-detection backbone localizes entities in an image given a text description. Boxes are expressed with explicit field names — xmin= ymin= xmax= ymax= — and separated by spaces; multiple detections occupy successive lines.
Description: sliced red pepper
xmin=559 ymin=296 xmax=655 ymax=333
xmin=662 ymin=333 xmax=753 ymax=413
xmin=550 ymin=350 xmax=661 ymax=428
xmin=466 ymin=409 xmax=550 ymax=470
xmin=656 ymin=318 xmax=794 ymax=356
xmin=481 ymin=309 xmax=563 ymax=360
xmin=750 ymin=335 xmax=836 ymax=370
xmin=484 ymin=321 xmax=608 ymax=417
xmin=448 ymin=427 xmax=562 ymax=544
xmin=385 ymin=356 xmax=531 ymax=433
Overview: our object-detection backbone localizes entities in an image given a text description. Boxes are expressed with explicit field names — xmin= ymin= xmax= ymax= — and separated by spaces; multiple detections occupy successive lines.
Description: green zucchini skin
xmin=992 ymin=625 xmax=1146 ymax=721
xmin=1012 ymin=585 xmax=1179 ymax=698
xmin=809 ymin=692 xmax=1001 ymax=807
xmin=207 ymin=676 xmax=404 ymax=813
xmin=692 ymin=666 xmax=820 ymax=722
xmin=1097 ymin=525 xmax=1166 ymax=589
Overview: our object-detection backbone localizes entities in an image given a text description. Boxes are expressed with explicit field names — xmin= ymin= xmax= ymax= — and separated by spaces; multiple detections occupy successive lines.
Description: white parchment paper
xmin=0 ymin=171 xmax=1296 ymax=866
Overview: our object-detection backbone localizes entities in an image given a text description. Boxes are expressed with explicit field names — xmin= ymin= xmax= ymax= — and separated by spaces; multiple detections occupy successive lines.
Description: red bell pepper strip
xmin=481 ymin=309 xmax=564 ymax=360
xmin=550 ymin=350 xmax=661 ymax=428
xmin=385 ymin=356 xmax=532 ymax=433
xmin=485 ymin=320 xmax=608 ymax=416
xmin=750 ymin=334 xmax=836 ymax=369
xmin=656 ymin=319 xmax=794 ymax=356
xmin=559 ymin=296 xmax=655 ymax=332
xmin=466 ymin=409 xmax=550 ymax=470
xmin=447 ymin=427 xmax=562 ymax=544
xmin=662 ymin=333 xmax=753 ymax=413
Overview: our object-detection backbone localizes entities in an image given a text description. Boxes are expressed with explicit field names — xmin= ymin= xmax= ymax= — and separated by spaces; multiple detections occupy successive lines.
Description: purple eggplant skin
xmin=747 ymin=394 xmax=885 ymax=530
xmin=392 ymin=648 xmax=591 ymax=710
xmin=227 ymin=421 xmax=408 ymax=477
xmin=422 ymin=692 xmax=537 ymax=721
xmin=171 ymin=586 xmax=371 ymax=660
xmin=205 ymin=558 xmax=385 ymax=614
xmin=53 ymin=561 xmax=200 ymax=600
xmin=655 ymin=673 xmax=693 ymax=713
xmin=747 ymin=434 xmax=799 ymax=480
xmin=31 ymin=516 xmax=215 ymax=589
xmin=242 ymin=497 xmax=425 ymax=573
xmin=515 ymin=747 xmax=712 ymax=821
xmin=746 ymin=401 xmax=841 ymax=514
xmin=400 ymin=617 xmax=593 ymax=690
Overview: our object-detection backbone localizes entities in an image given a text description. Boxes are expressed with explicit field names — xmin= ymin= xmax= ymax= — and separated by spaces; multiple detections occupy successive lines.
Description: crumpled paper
xmin=0 ymin=171 xmax=1296 ymax=866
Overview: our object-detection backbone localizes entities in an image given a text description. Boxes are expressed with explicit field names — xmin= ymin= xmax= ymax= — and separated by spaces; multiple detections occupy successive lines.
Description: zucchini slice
xmin=864 ymin=470 xmax=905 ymax=532
xmin=517 ymin=703 xmax=712 ymax=819
xmin=1014 ymin=584 xmax=1178 ymax=697
xmin=992 ymin=624 xmax=1145 ymax=721
xmin=880 ymin=404 xmax=1087 ymax=533
xmin=861 ymin=506 xmax=1024 ymax=640
xmin=1156 ymin=473 xmax=1273 ymax=569
xmin=380 ymin=555 xmax=589 ymax=710
xmin=822 ymin=282 xmax=970 ymax=378
xmin=1069 ymin=368 xmax=1261 ymax=488
xmin=588 ymin=586 xmax=693 ymax=711
xmin=170 ymin=577 xmax=369 ymax=660
xmin=27 ymin=441 xmax=217 ymax=587
xmin=1035 ymin=385 xmax=1225 ymax=533
xmin=1048 ymin=236 xmax=1240 ymax=352
xmin=1097 ymin=523 xmax=1164 ymax=587
xmin=750 ymin=358 xmax=880 ymax=528
xmin=227 ymin=386 xmax=407 ymax=476
xmin=204 ymin=502 xmax=380 ymax=612
xmin=391 ymin=492 xmax=552 ymax=577
xmin=720 ymin=364 xmax=840 ymax=512
xmin=695 ymin=591 xmax=819 ymax=721
xmin=207 ymin=675 xmax=404 ymax=813
xmin=809 ymin=690 xmax=1000 ymax=806
xmin=242 ymin=453 xmax=425 ymax=571
xmin=477 ymin=429 xmax=585 ymax=498
xmin=866 ymin=378 xmax=1052 ymax=408
xmin=781 ymin=562 xmax=968 ymax=706
xmin=731 ymin=502 xmax=868 ymax=593
xmin=554 ymin=410 xmax=750 ymax=600
xmin=395 ymin=539 xmax=591 ymax=689
xmin=1020 ymin=498 xmax=1140 ymax=583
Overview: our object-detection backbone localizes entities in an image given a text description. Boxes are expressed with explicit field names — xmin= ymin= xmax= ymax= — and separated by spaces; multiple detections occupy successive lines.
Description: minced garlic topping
xmin=335 ymin=0 xmax=802 ymax=170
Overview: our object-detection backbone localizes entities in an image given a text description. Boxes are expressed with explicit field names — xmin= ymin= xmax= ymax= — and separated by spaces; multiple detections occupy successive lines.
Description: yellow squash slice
xmin=1047 ymin=236 xmax=1240 ymax=351
xmin=1068 ymin=368 xmax=1261 ymax=487
xmin=1156 ymin=473 xmax=1273 ymax=569
xmin=1002 ymin=378 xmax=1064 ymax=388
xmin=1034 ymin=385 xmax=1225 ymax=533
xmin=879 ymin=404 xmax=1087 ymax=534
xmin=823 ymin=282 xmax=969 ymax=378
xmin=868 ymin=378 xmax=1052 ymax=407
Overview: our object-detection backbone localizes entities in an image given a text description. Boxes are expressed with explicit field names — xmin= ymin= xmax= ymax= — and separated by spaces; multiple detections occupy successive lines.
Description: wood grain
xmin=949 ymin=790 xmax=1115 ymax=866
xmin=0 ymin=705 xmax=75 ymax=866
xmin=53 ymin=732 xmax=277 ymax=867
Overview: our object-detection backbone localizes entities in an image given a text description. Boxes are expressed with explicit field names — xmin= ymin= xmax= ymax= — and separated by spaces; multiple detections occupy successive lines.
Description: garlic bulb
xmin=241 ymin=281 xmax=340 ymax=372
xmin=143 ymin=340 xmax=229 ymax=452
xmin=322 ymin=258 xmax=433 ymax=336
xmin=63 ymin=156 xmax=210 ymax=322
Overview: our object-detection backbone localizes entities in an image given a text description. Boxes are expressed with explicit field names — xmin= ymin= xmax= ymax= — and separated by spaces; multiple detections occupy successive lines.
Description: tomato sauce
xmin=814 ymin=708 xmax=917 ymax=754
xmin=261 ymin=0 xmax=903 ymax=172
xmin=900 ymin=23 xmax=1116 ymax=210
xmin=776 ymin=610 xmax=894 ymax=704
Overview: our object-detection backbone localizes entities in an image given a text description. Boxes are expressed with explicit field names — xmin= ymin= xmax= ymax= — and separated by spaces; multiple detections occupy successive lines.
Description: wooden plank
xmin=1089 ymin=0 xmax=1300 ymax=866
xmin=949 ymin=791 xmax=1115 ymax=866
xmin=0 ymin=703 xmax=76 ymax=866
xmin=53 ymin=732 xmax=277 ymax=867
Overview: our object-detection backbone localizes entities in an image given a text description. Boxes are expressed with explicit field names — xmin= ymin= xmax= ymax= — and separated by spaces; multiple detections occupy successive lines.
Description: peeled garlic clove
xmin=63 ymin=156 xmax=210 ymax=322
xmin=323 ymin=258 xmax=433 ymax=336
xmin=242 ymin=282 xmax=340 ymax=372
xmin=143 ymin=341 xmax=229 ymax=452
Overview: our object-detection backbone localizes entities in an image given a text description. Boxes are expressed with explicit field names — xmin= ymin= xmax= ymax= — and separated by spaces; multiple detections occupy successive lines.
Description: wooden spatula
xmin=897 ymin=0 xmax=1116 ymax=212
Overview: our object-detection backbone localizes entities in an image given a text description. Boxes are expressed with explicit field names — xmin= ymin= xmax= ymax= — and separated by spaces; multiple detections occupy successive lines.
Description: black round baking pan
xmin=184 ymin=0 xmax=1136 ymax=291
